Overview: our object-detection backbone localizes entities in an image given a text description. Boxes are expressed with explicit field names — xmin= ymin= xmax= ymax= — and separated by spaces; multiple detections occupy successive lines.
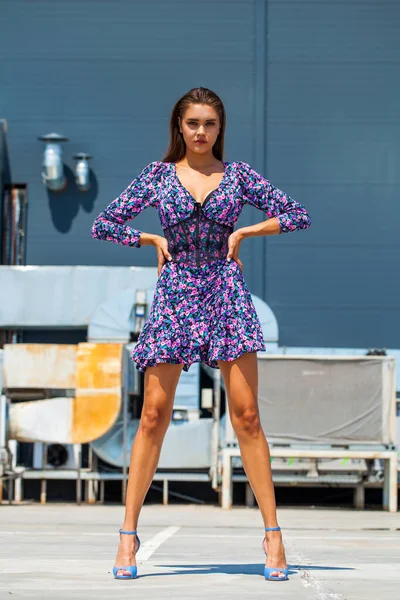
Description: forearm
xmin=138 ymin=232 xmax=162 ymax=246
xmin=237 ymin=217 xmax=281 ymax=240
xmin=91 ymin=210 xmax=161 ymax=248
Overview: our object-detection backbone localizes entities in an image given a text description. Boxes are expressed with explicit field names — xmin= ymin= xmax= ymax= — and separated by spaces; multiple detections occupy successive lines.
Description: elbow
xmin=91 ymin=220 xmax=99 ymax=240
xmin=293 ymin=205 xmax=312 ymax=231
xmin=276 ymin=208 xmax=312 ymax=234
xmin=295 ymin=210 xmax=312 ymax=231
xmin=91 ymin=214 xmax=104 ymax=240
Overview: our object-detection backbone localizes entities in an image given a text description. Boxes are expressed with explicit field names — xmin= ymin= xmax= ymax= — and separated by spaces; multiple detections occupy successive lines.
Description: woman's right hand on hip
xmin=154 ymin=236 xmax=173 ymax=277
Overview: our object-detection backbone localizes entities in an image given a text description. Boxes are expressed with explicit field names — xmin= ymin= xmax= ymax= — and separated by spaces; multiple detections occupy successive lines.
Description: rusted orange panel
xmin=76 ymin=343 xmax=123 ymax=389
xmin=3 ymin=344 xmax=77 ymax=388
xmin=72 ymin=343 xmax=123 ymax=443
xmin=71 ymin=392 xmax=121 ymax=443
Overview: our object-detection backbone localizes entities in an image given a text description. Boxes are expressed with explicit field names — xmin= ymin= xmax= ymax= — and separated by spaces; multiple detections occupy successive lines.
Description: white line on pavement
xmin=137 ymin=526 xmax=181 ymax=561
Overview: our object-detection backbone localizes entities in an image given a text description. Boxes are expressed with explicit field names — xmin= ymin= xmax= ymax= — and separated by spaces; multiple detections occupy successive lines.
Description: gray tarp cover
xmin=257 ymin=356 xmax=395 ymax=445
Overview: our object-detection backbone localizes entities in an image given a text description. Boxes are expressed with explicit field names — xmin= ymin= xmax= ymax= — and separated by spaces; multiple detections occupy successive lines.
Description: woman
xmin=91 ymin=87 xmax=312 ymax=582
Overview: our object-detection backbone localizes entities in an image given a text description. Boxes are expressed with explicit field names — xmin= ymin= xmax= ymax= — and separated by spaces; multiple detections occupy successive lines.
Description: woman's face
xmin=178 ymin=104 xmax=221 ymax=154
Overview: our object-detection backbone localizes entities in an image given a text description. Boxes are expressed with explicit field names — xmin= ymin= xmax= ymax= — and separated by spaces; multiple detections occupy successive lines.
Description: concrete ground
xmin=0 ymin=503 xmax=399 ymax=599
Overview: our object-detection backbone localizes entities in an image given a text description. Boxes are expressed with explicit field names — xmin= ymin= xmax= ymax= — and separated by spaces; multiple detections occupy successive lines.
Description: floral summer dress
xmin=91 ymin=160 xmax=312 ymax=372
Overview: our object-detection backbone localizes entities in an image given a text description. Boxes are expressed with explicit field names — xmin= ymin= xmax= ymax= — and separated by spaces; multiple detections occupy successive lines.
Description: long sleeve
xmin=91 ymin=161 xmax=163 ymax=247
xmin=237 ymin=161 xmax=312 ymax=234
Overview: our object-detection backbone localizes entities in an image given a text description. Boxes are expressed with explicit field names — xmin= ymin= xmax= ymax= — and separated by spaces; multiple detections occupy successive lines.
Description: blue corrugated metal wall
xmin=1 ymin=0 xmax=399 ymax=348
xmin=265 ymin=0 xmax=400 ymax=348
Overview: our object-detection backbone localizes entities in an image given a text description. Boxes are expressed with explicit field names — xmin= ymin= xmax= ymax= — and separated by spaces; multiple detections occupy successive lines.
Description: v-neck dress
xmin=91 ymin=160 xmax=312 ymax=372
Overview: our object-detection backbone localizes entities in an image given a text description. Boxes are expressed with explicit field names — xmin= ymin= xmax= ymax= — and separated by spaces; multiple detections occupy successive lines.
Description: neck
xmin=178 ymin=150 xmax=219 ymax=170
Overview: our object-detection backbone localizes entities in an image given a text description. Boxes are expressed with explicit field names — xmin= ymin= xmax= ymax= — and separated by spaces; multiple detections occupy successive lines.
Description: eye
xmin=187 ymin=121 xmax=216 ymax=126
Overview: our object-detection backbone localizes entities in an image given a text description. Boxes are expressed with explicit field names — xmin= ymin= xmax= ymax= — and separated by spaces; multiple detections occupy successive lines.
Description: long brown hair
xmin=161 ymin=87 xmax=226 ymax=163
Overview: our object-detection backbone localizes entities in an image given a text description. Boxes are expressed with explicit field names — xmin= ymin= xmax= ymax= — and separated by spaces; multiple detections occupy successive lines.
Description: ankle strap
xmin=119 ymin=529 xmax=137 ymax=534
xmin=265 ymin=526 xmax=281 ymax=531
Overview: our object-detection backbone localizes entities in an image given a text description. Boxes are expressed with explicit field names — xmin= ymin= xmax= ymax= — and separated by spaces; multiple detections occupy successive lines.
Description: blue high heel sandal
xmin=112 ymin=529 xmax=141 ymax=580
xmin=263 ymin=526 xmax=289 ymax=581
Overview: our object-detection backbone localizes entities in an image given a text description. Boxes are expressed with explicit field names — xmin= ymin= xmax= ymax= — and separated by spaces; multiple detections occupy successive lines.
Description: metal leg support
xmin=383 ymin=452 xmax=398 ymax=513
xmin=163 ymin=479 xmax=168 ymax=505
xmin=245 ymin=482 xmax=255 ymax=508
xmin=222 ymin=449 xmax=233 ymax=509
xmin=353 ymin=484 xmax=365 ymax=510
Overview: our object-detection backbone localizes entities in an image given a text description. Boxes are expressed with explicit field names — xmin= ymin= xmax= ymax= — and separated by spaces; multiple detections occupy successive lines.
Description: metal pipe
xmin=210 ymin=368 xmax=221 ymax=490
xmin=122 ymin=382 xmax=128 ymax=505
xmin=38 ymin=133 xmax=68 ymax=191
xmin=2 ymin=185 xmax=27 ymax=266
xmin=40 ymin=443 xmax=47 ymax=504
xmin=0 ymin=395 xmax=7 ymax=503
xmin=76 ymin=444 xmax=82 ymax=505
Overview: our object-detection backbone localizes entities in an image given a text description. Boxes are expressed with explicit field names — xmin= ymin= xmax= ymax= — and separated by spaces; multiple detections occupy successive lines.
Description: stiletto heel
xmin=263 ymin=526 xmax=289 ymax=581
xmin=112 ymin=529 xmax=141 ymax=579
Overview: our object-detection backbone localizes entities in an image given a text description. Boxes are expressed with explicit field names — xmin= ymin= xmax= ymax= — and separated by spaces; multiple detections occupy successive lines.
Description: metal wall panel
xmin=265 ymin=0 xmax=400 ymax=347
xmin=0 ymin=0 xmax=265 ymax=290
xmin=1 ymin=0 xmax=399 ymax=350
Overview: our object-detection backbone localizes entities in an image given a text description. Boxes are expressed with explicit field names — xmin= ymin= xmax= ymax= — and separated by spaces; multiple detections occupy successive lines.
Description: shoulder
xmin=231 ymin=160 xmax=259 ymax=176
xmin=137 ymin=160 xmax=168 ymax=179
xmin=233 ymin=160 xmax=250 ymax=170
xmin=234 ymin=160 xmax=265 ymax=176
xmin=232 ymin=160 xmax=266 ymax=184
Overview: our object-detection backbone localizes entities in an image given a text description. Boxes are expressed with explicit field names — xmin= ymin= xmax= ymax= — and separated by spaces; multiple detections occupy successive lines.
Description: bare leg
xmin=217 ymin=351 xmax=287 ymax=578
xmin=114 ymin=362 xmax=184 ymax=576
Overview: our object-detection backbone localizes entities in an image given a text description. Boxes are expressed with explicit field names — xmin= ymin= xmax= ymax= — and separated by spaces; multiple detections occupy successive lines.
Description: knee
xmin=140 ymin=404 xmax=170 ymax=436
xmin=231 ymin=407 xmax=261 ymax=439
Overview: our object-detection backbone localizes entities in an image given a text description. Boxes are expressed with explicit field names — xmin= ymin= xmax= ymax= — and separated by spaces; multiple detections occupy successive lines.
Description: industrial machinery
xmin=0 ymin=266 xmax=398 ymax=509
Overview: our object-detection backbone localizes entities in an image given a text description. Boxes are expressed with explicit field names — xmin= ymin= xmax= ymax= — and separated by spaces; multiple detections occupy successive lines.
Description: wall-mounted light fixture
xmin=73 ymin=152 xmax=92 ymax=192
xmin=38 ymin=132 xmax=69 ymax=191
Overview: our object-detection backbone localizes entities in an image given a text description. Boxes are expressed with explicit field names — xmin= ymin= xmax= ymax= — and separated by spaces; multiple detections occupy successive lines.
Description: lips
xmin=195 ymin=140 xmax=206 ymax=144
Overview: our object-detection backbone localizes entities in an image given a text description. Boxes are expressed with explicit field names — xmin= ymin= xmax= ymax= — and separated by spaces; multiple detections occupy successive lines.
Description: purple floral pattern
xmin=91 ymin=160 xmax=312 ymax=372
